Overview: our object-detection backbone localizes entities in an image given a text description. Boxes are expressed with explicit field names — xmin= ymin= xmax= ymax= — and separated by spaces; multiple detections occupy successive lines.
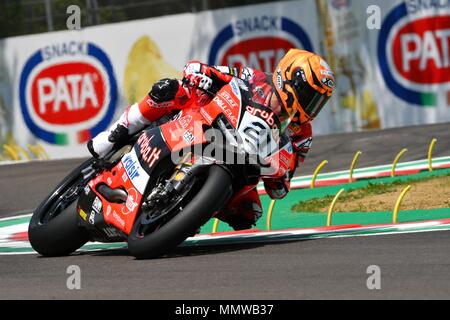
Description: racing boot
xmin=221 ymin=202 xmax=263 ymax=231
xmin=263 ymin=177 xmax=290 ymax=200
xmin=87 ymin=121 xmax=130 ymax=159
xmin=87 ymin=103 xmax=151 ymax=159
xmin=216 ymin=189 xmax=263 ymax=231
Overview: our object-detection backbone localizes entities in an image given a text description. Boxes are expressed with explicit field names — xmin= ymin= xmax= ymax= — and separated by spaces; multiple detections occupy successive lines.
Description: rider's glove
xmin=185 ymin=73 xmax=213 ymax=92
xmin=183 ymin=61 xmax=213 ymax=93
xmin=263 ymin=175 xmax=290 ymax=200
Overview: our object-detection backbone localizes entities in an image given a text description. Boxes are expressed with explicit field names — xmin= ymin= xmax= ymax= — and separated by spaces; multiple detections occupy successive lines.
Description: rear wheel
xmin=127 ymin=165 xmax=233 ymax=259
xmin=28 ymin=159 xmax=93 ymax=256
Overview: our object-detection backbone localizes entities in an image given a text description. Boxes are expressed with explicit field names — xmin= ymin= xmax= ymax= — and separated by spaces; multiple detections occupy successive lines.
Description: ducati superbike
xmin=28 ymin=78 xmax=295 ymax=259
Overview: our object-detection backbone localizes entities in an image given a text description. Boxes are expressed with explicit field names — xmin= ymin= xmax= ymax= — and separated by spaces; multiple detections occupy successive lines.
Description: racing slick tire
xmin=127 ymin=165 xmax=233 ymax=259
xmin=28 ymin=160 xmax=92 ymax=256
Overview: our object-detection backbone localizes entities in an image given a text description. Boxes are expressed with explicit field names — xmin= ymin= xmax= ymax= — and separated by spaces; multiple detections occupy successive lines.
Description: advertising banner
xmin=0 ymin=14 xmax=194 ymax=158
xmin=368 ymin=0 xmax=450 ymax=128
xmin=319 ymin=0 xmax=450 ymax=133
xmin=316 ymin=0 xmax=383 ymax=133
xmin=189 ymin=0 xmax=341 ymax=134
xmin=0 ymin=0 xmax=449 ymax=160
xmin=189 ymin=0 xmax=319 ymax=72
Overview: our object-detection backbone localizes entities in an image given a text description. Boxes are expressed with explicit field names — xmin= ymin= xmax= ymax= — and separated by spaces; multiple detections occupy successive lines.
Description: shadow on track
xmin=35 ymin=239 xmax=311 ymax=260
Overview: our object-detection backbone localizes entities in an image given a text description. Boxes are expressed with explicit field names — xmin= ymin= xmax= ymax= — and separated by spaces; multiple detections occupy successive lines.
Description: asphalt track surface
xmin=0 ymin=122 xmax=449 ymax=299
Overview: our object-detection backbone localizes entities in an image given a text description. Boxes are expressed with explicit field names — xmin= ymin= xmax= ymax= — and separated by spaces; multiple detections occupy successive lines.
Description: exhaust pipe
xmin=97 ymin=184 xmax=128 ymax=203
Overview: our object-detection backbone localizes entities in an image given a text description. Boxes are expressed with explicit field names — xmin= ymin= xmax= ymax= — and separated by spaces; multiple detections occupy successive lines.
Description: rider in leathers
xmin=88 ymin=49 xmax=335 ymax=230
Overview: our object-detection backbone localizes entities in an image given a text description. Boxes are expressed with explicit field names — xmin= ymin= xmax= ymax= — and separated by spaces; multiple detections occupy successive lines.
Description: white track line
xmin=0 ymin=213 xmax=33 ymax=222
xmin=2 ymin=223 xmax=450 ymax=255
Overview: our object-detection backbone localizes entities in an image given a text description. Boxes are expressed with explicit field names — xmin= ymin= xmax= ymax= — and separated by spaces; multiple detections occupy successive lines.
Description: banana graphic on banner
xmin=338 ymin=54 xmax=380 ymax=129
xmin=1 ymin=92 xmax=48 ymax=161
xmin=317 ymin=0 xmax=381 ymax=130
xmin=0 ymin=96 xmax=6 ymax=146
xmin=123 ymin=36 xmax=181 ymax=103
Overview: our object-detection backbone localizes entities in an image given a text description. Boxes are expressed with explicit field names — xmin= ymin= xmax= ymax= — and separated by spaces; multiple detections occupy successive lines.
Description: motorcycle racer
xmin=88 ymin=49 xmax=335 ymax=230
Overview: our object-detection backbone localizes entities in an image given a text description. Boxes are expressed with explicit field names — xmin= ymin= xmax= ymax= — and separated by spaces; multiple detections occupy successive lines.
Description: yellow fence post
xmin=392 ymin=185 xmax=412 ymax=224
xmin=327 ymin=188 xmax=345 ymax=227
xmin=212 ymin=218 xmax=220 ymax=234
xmin=349 ymin=151 xmax=362 ymax=183
xmin=3 ymin=145 xmax=20 ymax=161
xmin=391 ymin=148 xmax=408 ymax=177
xmin=311 ymin=160 xmax=328 ymax=188
xmin=266 ymin=200 xmax=276 ymax=231
xmin=428 ymin=138 xmax=437 ymax=172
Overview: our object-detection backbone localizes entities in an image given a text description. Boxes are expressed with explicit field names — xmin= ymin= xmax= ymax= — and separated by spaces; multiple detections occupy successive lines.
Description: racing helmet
xmin=272 ymin=49 xmax=335 ymax=126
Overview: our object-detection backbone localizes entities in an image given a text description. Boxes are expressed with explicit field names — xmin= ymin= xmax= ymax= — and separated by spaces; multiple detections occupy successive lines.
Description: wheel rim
xmin=132 ymin=177 xmax=203 ymax=239
xmin=38 ymin=176 xmax=85 ymax=225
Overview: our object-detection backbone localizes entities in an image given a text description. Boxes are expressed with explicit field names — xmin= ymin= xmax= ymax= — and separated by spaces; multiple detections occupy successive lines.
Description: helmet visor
xmin=288 ymin=67 xmax=330 ymax=118
xmin=300 ymin=90 xmax=329 ymax=118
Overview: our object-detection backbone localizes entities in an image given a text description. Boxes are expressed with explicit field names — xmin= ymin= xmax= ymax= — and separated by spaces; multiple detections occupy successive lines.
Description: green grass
xmin=292 ymin=173 xmax=450 ymax=213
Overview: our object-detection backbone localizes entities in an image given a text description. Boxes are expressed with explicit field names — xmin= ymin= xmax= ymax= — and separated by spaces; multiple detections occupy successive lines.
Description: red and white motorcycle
xmin=28 ymin=78 xmax=295 ymax=259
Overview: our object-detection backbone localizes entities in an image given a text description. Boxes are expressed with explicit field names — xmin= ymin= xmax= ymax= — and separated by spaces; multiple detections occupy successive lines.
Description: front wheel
xmin=28 ymin=159 xmax=93 ymax=256
xmin=127 ymin=165 xmax=233 ymax=259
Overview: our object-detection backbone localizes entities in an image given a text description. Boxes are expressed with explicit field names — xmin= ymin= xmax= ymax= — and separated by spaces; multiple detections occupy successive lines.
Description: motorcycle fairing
xmin=77 ymin=77 xmax=292 ymax=238
xmin=159 ymin=80 xmax=244 ymax=154
xmin=133 ymin=128 xmax=172 ymax=176
xmin=77 ymin=154 xmax=144 ymax=235
xmin=260 ymin=141 xmax=295 ymax=177
xmin=159 ymin=108 xmax=207 ymax=152
xmin=78 ymin=127 xmax=172 ymax=235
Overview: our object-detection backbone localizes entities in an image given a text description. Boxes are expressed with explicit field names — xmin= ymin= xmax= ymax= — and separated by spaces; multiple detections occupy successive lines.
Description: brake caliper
xmin=140 ymin=160 xmax=195 ymax=224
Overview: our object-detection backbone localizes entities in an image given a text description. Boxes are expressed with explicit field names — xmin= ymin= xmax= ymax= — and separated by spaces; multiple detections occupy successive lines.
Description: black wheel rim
xmin=133 ymin=176 xmax=204 ymax=239
xmin=38 ymin=176 xmax=86 ymax=225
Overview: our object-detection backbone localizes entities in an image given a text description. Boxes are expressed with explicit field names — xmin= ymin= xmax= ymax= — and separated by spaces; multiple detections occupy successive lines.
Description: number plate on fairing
xmin=238 ymin=110 xmax=279 ymax=159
